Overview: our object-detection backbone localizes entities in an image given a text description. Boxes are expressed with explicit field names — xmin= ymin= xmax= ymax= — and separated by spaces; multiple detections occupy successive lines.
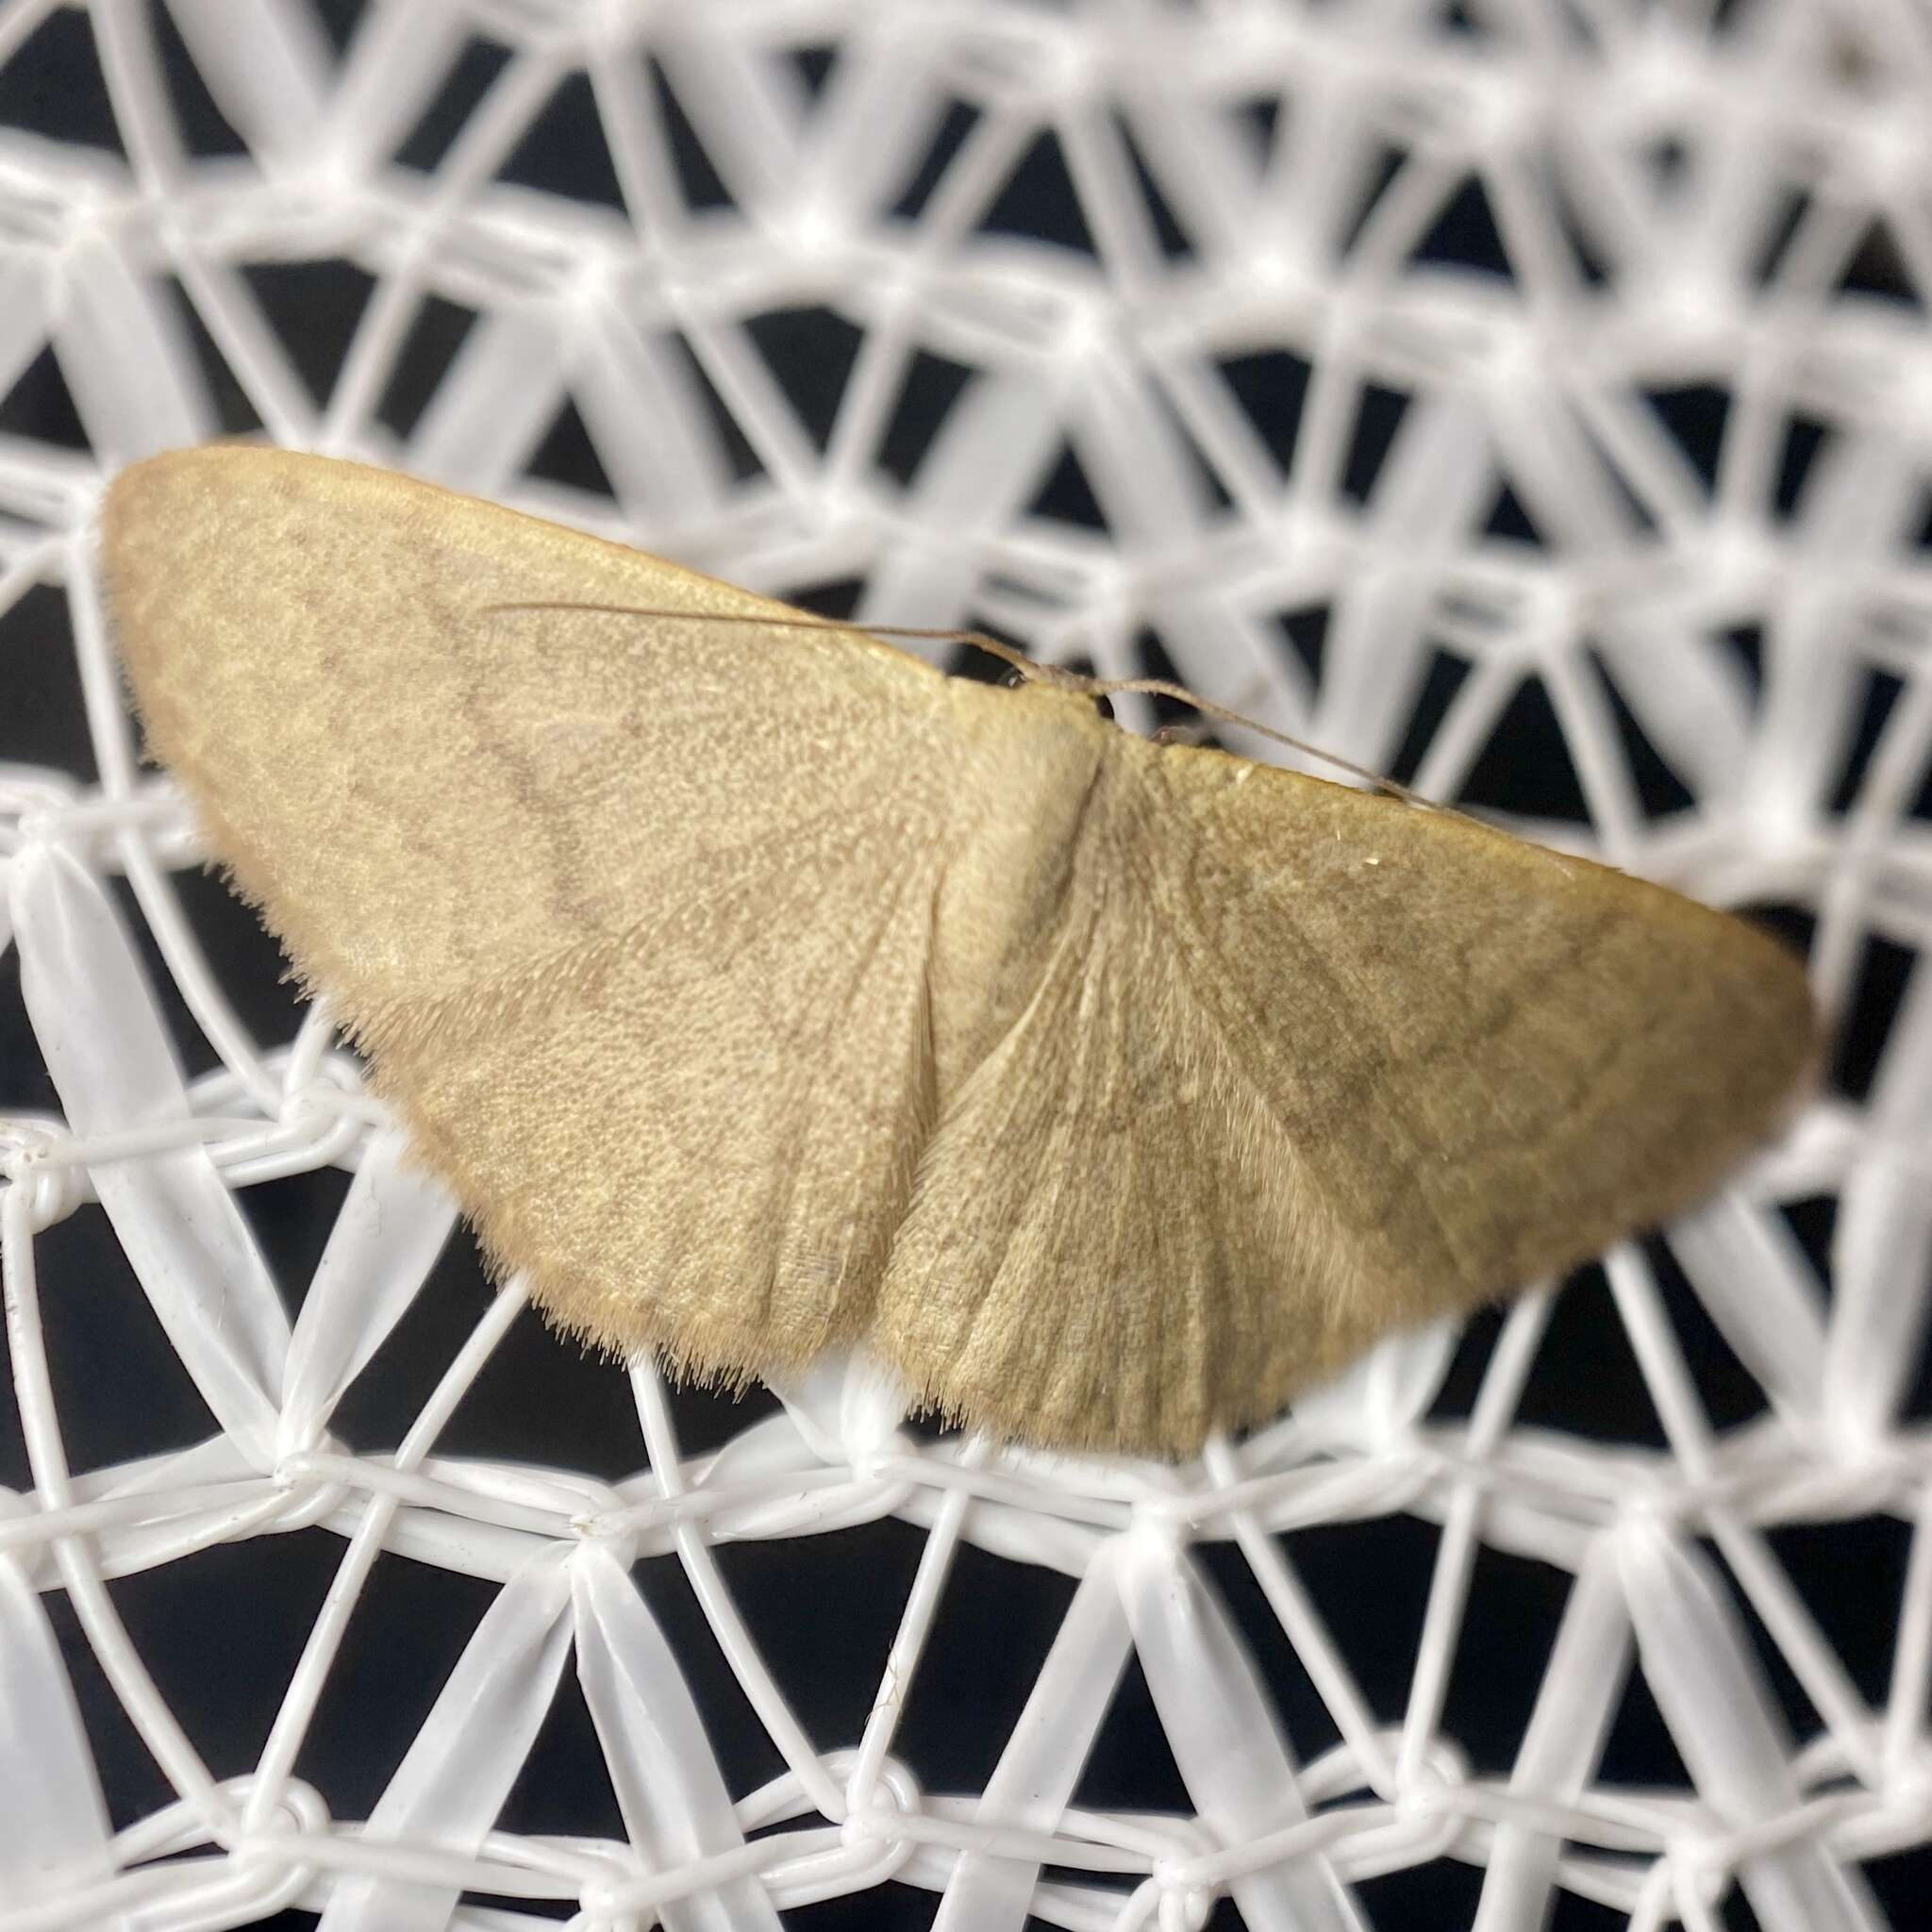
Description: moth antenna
xmin=1090 ymin=675 xmax=1440 ymax=811
xmin=484 ymin=599 xmax=1043 ymax=681
xmin=1098 ymin=678 xmax=1561 ymax=853
xmin=484 ymin=600 xmax=1483 ymax=823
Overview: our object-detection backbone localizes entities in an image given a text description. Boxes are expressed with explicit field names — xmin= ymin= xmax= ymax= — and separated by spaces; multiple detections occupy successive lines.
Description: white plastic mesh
xmin=3 ymin=3 xmax=1930 ymax=1929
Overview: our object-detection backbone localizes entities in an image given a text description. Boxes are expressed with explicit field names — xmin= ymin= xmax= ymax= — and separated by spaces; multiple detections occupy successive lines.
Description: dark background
xmin=1 ymin=5 xmax=1925 ymax=1928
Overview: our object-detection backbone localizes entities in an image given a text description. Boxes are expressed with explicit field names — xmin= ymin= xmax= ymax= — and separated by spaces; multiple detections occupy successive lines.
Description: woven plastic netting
xmin=3 ymin=3 xmax=1930 ymax=1929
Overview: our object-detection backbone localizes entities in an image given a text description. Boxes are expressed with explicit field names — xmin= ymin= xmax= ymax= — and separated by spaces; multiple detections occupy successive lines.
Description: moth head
xmin=996 ymin=659 xmax=1115 ymax=723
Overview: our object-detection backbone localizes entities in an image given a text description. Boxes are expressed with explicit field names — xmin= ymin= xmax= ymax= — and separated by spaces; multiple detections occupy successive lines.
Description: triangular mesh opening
xmin=496 ymin=69 xmax=627 ymax=212
xmin=976 ymin=127 xmax=1099 ymax=257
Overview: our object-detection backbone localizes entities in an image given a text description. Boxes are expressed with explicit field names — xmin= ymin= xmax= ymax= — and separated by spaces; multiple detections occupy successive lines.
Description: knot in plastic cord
xmin=1147 ymin=1855 xmax=1215 ymax=1932
xmin=1665 ymin=1833 xmax=1737 ymax=1921
xmin=778 ymin=1757 xmax=919 ymax=1901
xmin=244 ymin=1774 xmax=330 ymax=1842
xmin=1388 ymin=1743 xmax=1478 ymax=1866
xmin=275 ymin=1090 xmax=371 ymax=1171
xmin=0 ymin=1120 xmax=83 ymax=1228
xmin=1124 ymin=1484 xmax=1198 ymax=1552
xmin=1 ymin=768 xmax=78 ymax=824
xmin=12 ymin=807 xmax=77 ymax=850
xmin=569 ymin=1501 xmax=641 ymax=1571
xmin=1612 ymin=1483 xmax=1686 ymax=1542
xmin=839 ymin=1756 xmax=922 ymax=1853
xmin=574 ymin=1841 xmax=659 ymax=1926
xmin=269 ymin=1446 xmax=351 ymax=1531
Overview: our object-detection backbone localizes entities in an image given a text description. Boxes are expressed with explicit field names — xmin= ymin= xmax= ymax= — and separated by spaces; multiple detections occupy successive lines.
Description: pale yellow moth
xmin=102 ymin=446 xmax=1817 ymax=1456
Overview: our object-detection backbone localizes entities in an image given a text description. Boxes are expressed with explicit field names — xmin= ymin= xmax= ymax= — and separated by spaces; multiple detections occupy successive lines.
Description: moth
xmin=102 ymin=446 xmax=1817 ymax=1456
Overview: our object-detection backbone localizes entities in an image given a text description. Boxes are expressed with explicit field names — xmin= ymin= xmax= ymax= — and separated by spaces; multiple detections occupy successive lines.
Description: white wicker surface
xmin=3 ymin=3 xmax=1930 ymax=1929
